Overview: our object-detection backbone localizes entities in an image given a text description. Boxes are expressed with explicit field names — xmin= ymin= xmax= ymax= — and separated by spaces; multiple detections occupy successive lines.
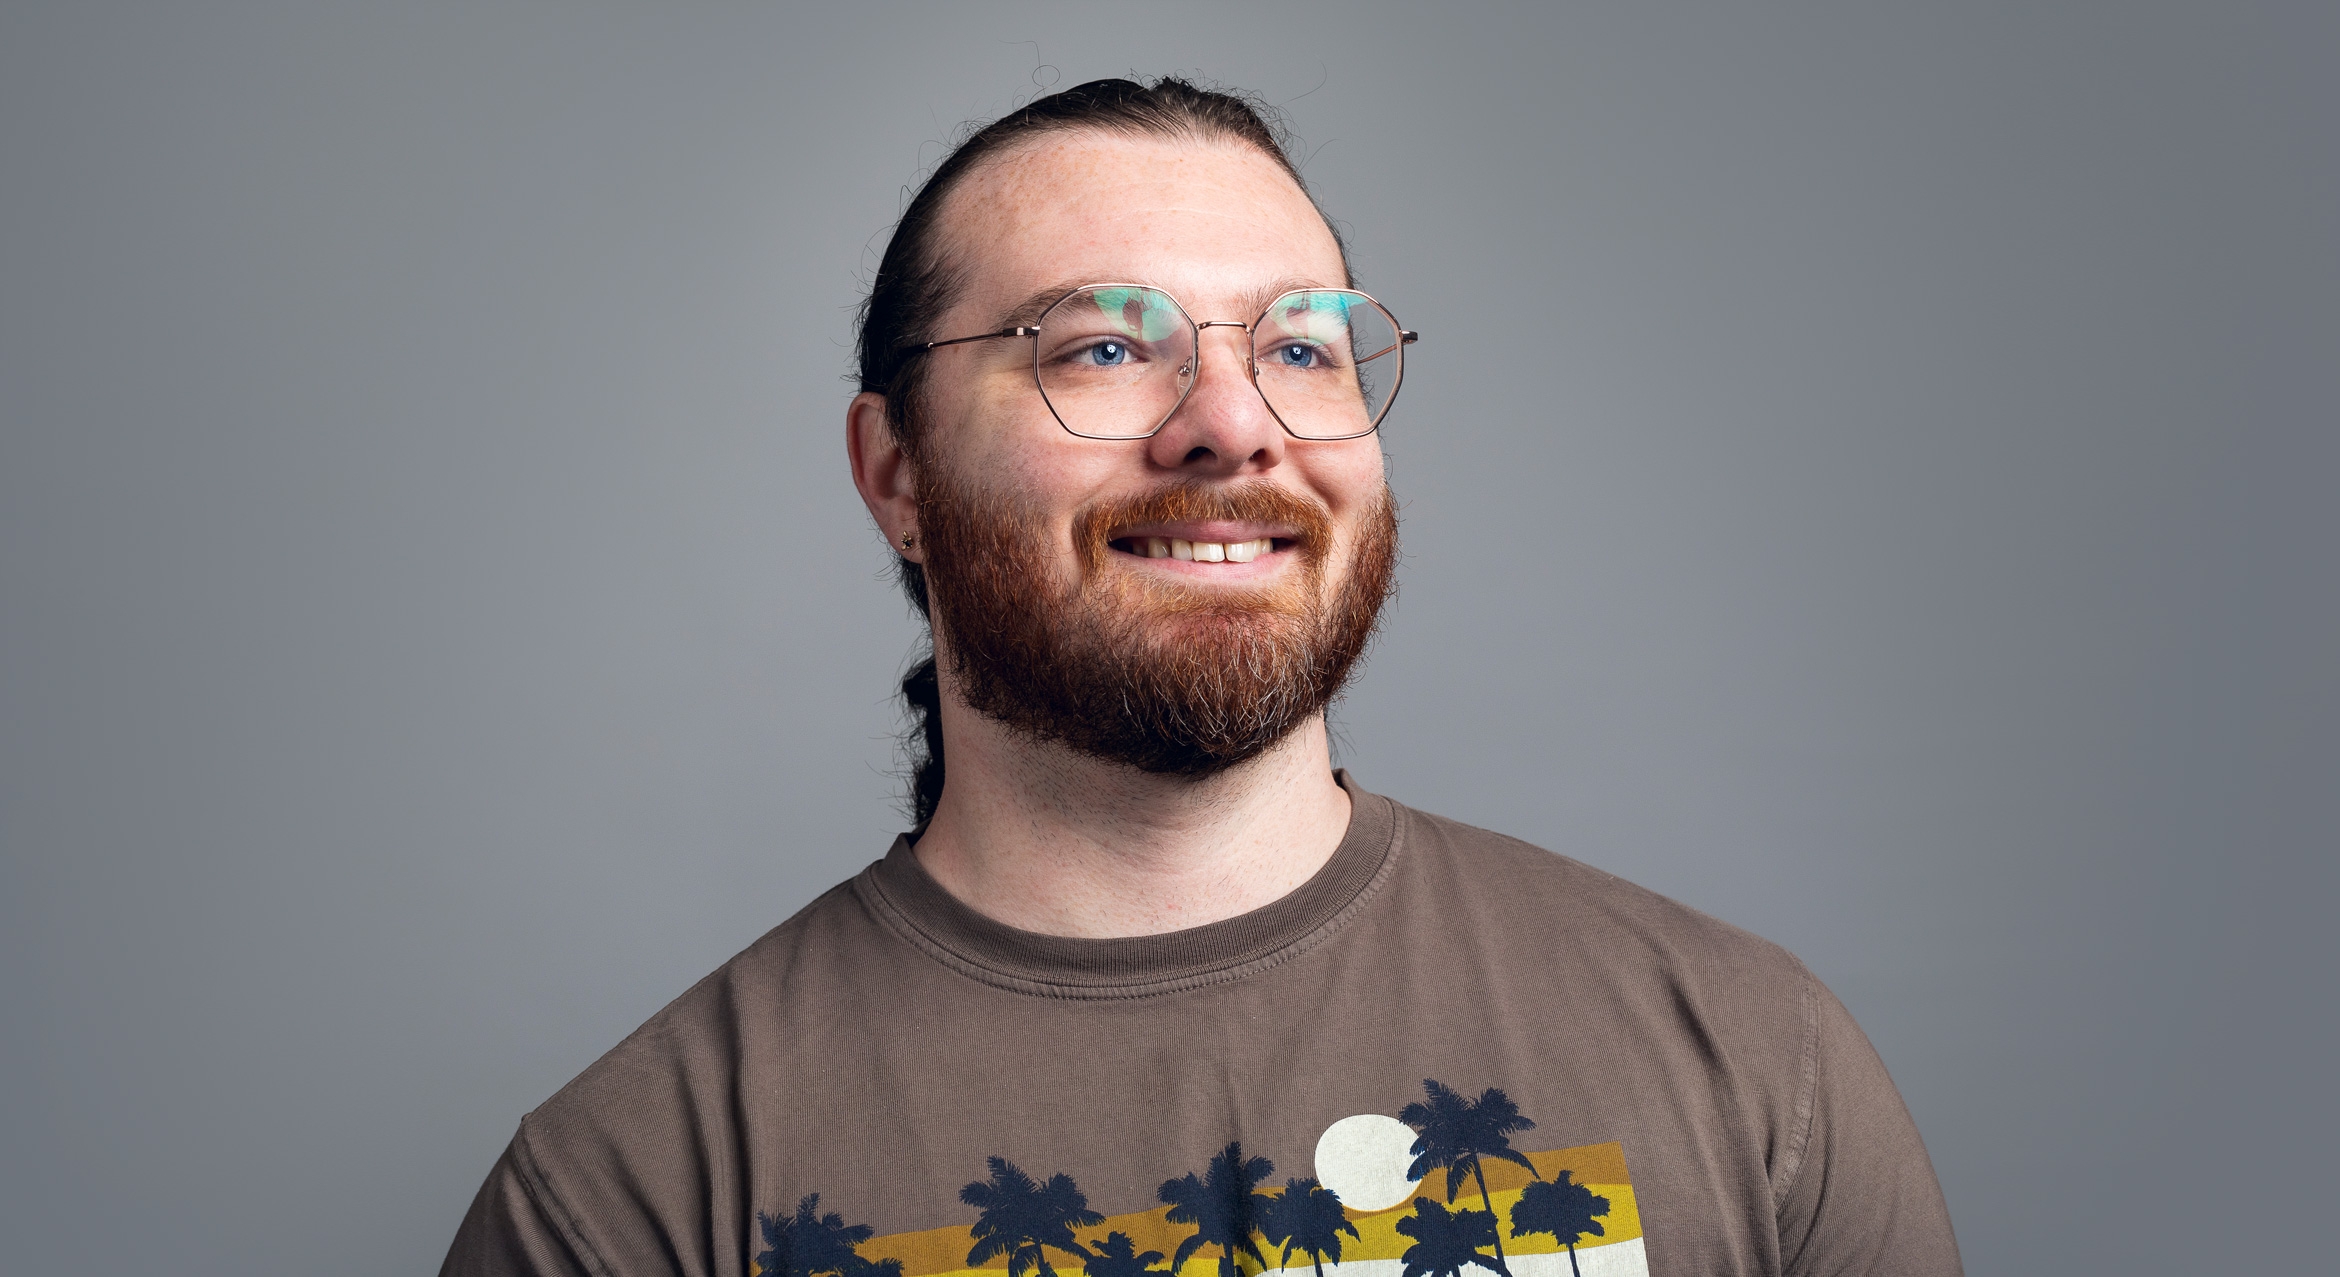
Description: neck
xmin=908 ymin=683 xmax=1353 ymax=939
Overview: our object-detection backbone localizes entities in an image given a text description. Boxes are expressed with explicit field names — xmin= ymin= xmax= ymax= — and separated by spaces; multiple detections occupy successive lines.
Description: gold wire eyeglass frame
xmin=911 ymin=284 xmax=1420 ymax=441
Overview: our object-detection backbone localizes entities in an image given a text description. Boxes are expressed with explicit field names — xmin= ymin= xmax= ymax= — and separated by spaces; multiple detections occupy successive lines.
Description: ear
xmin=847 ymin=391 xmax=922 ymax=563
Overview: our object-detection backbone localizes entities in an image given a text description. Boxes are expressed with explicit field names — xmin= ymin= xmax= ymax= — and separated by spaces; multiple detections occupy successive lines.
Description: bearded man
xmin=443 ymin=78 xmax=1961 ymax=1277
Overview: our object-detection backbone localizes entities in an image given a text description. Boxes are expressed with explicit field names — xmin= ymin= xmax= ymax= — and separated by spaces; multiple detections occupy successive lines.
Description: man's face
xmin=904 ymin=130 xmax=1398 ymax=773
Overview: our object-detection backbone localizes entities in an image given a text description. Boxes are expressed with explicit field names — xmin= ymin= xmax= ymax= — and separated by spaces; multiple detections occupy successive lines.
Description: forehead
xmin=930 ymin=131 xmax=1347 ymax=328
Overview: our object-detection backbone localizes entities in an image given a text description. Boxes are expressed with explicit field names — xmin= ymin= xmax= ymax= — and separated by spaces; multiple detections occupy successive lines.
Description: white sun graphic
xmin=1311 ymin=1114 xmax=1423 ymax=1213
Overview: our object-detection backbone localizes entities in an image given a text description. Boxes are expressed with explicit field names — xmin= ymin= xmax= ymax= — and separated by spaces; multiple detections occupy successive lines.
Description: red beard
xmin=914 ymin=472 xmax=1399 ymax=775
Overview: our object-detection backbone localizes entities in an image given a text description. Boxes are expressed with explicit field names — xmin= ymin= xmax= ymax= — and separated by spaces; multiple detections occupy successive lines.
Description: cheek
xmin=954 ymin=408 xmax=1144 ymax=521
xmin=930 ymin=381 xmax=1063 ymax=496
xmin=1303 ymin=444 xmax=1389 ymax=517
xmin=1317 ymin=451 xmax=1394 ymax=568
xmin=948 ymin=365 xmax=1054 ymax=455
xmin=932 ymin=430 xmax=1128 ymax=572
xmin=967 ymin=439 xmax=1124 ymax=525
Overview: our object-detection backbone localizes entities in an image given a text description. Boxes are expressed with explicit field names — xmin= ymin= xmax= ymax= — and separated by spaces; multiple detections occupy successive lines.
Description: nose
xmin=1142 ymin=324 xmax=1286 ymax=475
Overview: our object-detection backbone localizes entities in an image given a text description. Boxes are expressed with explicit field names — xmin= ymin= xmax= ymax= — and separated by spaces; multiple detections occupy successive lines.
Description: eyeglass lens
xmin=1252 ymin=290 xmax=1403 ymax=440
xmin=1033 ymin=286 xmax=1403 ymax=440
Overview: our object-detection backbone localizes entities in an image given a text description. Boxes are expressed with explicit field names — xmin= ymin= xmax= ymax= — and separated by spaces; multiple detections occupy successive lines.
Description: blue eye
xmin=1088 ymin=341 xmax=1128 ymax=366
xmin=1276 ymin=343 xmax=1319 ymax=368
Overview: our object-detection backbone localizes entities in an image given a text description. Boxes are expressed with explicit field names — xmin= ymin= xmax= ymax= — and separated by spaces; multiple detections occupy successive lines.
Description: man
xmin=443 ymin=78 xmax=1960 ymax=1277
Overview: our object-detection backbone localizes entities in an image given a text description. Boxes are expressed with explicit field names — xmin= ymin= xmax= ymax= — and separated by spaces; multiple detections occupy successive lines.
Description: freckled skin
xmin=844 ymin=131 xmax=1384 ymax=939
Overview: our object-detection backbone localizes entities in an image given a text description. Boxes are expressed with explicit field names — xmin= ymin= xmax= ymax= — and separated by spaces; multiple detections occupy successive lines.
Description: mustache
xmin=1072 ymin=481 xmax=1334 ymax=572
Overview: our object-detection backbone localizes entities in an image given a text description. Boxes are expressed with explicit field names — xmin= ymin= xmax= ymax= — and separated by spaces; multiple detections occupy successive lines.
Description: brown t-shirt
xmin=443 ymin=779 xmax=1959 ymax=1277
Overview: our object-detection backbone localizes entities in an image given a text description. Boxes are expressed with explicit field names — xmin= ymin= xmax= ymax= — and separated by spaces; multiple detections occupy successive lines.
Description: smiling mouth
xmin=1107 ymin=536 xmax=1292 ymax=564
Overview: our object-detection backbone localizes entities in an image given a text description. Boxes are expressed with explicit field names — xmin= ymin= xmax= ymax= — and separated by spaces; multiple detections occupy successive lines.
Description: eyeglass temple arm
xmin=1346 ymin=332 xmax=1423 ymax=364
xmin=921 ymin=326 xmax=1041 ymax=352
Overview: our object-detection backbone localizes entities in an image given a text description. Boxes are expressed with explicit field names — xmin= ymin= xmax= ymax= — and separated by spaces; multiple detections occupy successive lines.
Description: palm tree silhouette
xmin=1398 ymin=1081 xmax=1538 ymax=1276
xmin=756 ymin=1194 xmax=877 ymax=1277
xmin=962 ymin=1157 xmax=1105 ymax=1277
xmin=1508 ymin=1172 xmax=1610 ymax=1277
xmin=1393 ymin=1199 xmax=1503 ymax=1277
xmin=1158 ymin=1142 xmax=1276 ymax=1277
xmin=1260 ymin=1178 xmax=1359 ymax=1277
xmin=1085 ymin=1232 xmax=1169 ymax=1277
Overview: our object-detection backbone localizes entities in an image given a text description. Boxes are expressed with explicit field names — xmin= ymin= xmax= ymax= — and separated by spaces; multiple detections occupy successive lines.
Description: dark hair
xmin=856 ymin=76 xmax=1343 ymax=826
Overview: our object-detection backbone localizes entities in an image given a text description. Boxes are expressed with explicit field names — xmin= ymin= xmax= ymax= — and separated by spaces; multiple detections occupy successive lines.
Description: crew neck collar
xmin=854 ymin=772 xmax=1401 ymax=1000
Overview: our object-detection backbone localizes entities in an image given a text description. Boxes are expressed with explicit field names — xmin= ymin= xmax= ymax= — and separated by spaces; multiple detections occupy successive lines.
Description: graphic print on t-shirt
xmin=754 ymin=1081 xmax=1648 ymax=1277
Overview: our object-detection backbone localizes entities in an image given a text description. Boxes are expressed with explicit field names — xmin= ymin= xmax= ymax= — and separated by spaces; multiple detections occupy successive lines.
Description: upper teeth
xmin=1141 ymin=537 xmax=1272 ymax=563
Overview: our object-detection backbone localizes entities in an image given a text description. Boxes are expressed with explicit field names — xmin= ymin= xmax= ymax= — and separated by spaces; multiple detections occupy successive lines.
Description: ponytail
xmin=900 ymin=654 xmax=945 ymax=828
xmin=896 ymin=557 xmax=944 ymax=827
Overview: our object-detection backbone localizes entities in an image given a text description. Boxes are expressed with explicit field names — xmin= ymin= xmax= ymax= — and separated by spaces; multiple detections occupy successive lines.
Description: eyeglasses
xmin=915 ymin=284 xmax=1419 ymax=441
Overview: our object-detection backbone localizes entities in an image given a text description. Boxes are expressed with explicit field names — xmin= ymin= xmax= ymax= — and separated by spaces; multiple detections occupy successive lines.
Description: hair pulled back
xmin=856 ymin=76 xmax=1336 ymax=826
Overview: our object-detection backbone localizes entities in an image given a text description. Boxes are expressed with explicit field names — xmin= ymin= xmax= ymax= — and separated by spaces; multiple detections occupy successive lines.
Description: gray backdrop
xmin=4 ymin=3 xmax=2333 ymax=1273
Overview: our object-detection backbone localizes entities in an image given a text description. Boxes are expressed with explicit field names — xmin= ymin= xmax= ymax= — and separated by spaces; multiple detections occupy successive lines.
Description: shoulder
xmin=1381 ymin=801 xmax=1959 ymax=1270
xmin=527 ymin=874 xmax=878 ymax=1124
xmin=1377 ymin=796 xmax=1845 ymax=1192
xmin=1381 ymin=796 xmax=1822 ymax=1050
xmin=497 ymin=875 xmax=891 ymax=1264
xmin=1394 ymin=799 xmax=1811 ymax=975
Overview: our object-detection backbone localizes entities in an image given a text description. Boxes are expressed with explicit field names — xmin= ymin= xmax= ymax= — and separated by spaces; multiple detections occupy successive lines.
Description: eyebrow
xmin=987 ymin=276 xmax=1345 ymax=331
xmin=992 ymin=280 xmax=1096 ymax=330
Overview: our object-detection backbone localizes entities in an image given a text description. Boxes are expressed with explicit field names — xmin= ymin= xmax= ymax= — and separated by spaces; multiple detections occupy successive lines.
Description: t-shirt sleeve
xmin=439 ymin=1137 xmax=602 ymax=1277
xmin=1773 ymin=975 xmax=1964 ymax=1276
